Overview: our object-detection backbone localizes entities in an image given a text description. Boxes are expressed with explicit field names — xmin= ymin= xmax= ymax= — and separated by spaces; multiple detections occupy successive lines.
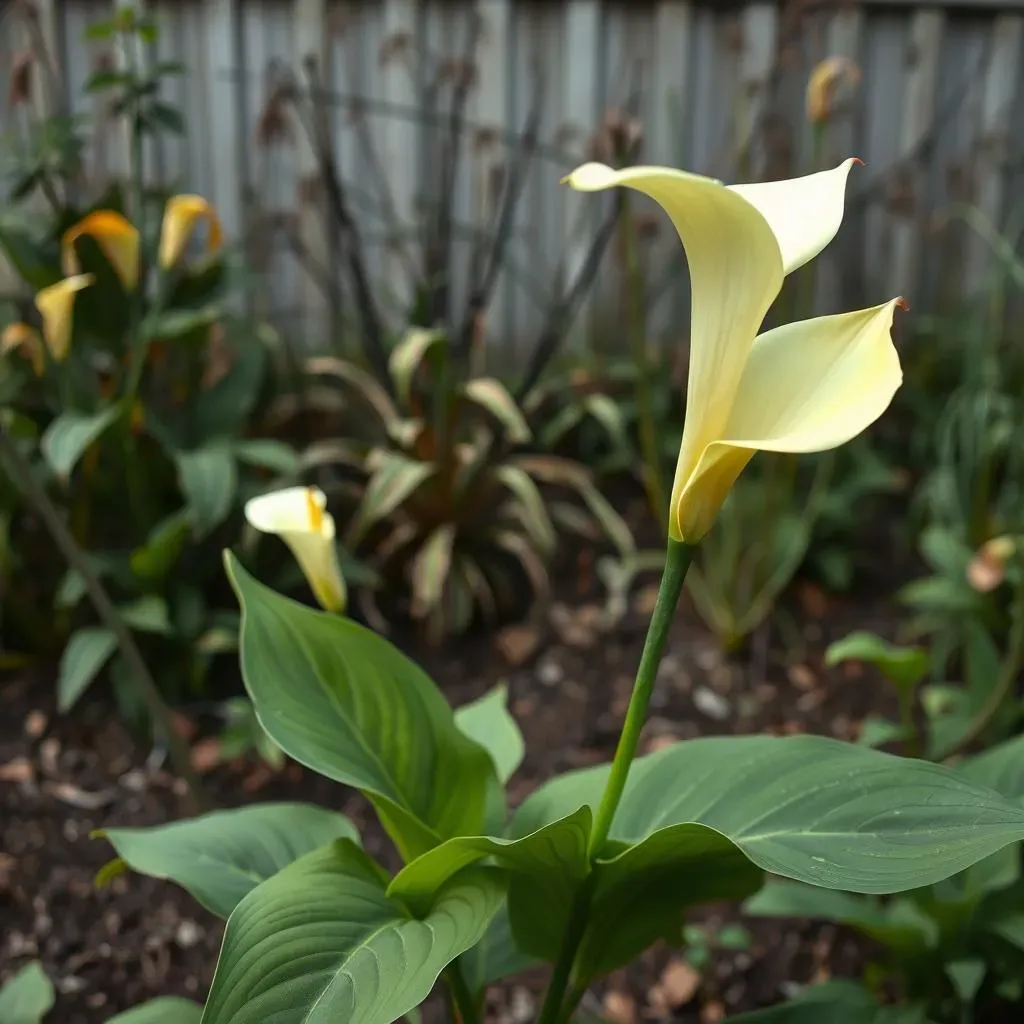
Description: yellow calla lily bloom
xmin=244 ymin=486 xmax=347 ymax=614
xmin=1 ymin=322 xmax=45 ymax=376
xmin=158 ymin=194 xmax=223 ymax=270
xmin=35 ymin=274 xmax=95 ymax=362
xmin=62 ymin=211 xmax=140 ymax=291
xmin=564 ymin=159 xmax=903 ymax=544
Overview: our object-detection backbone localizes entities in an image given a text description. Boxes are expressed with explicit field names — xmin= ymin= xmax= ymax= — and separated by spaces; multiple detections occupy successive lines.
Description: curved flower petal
xmin=244 ymin=486 xmax=347 ymax=614
xmin=728 ymin=158 xmax=859 ymax=275
xmin=35 ymin=274 xmax=94 ymax=361
xmin=564 ymin=162 xmax=783 ymax=542
xmin=1 ymin=322 xmax=45 ymax=376
xmin=158 ymin=194 xmax=223 ymax=270
xmin=62 ymin=211 xmax=140 ymax=291
xmin=672 ymin=298 xmax=903 ymax=542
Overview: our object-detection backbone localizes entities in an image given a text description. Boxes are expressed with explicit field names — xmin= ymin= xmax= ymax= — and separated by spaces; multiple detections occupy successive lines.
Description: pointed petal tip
xmin=851 ymin=156 xmax=865 ymax=168
xmin=896 ymin=296 xmax=910 ymax=312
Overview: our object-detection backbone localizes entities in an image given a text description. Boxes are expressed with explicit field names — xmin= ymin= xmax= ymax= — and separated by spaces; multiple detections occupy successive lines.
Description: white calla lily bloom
xmin=244 ymin=486 xmax=347 ymax=614
xmin=564 ymin=158 xmax=903 ymax=543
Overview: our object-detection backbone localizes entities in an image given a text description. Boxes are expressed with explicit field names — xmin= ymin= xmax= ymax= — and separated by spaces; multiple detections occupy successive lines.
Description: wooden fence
xmin=3 ymin=0 xmax=1024 ymax=359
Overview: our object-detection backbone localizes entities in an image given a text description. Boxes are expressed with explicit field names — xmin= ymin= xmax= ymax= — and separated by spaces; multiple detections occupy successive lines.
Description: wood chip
xmin=496 ymin=625 xmax=541 ymax=666
xmin=0 ymin=757 xmax=34 ymax=782
xmin=648 ymin=958 xmax=700 ymax=1016
xmin=23 ymin=710 xmax=48 ymax=738
xmin=603 ymin=990 xmax=638 ymax=1024
xmin=787 ymin=664 xmax=817 ymax=691
xmin=190 ymin=737 xmax=222 ymax=774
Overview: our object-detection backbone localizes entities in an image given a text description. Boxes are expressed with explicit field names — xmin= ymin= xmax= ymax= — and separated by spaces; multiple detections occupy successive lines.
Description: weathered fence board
xmin=3 ymin=0 xmax=1024 ymax=354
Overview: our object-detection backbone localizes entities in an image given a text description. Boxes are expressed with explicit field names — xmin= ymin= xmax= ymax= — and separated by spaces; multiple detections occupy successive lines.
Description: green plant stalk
xmin=0 ymin=428 xmax=206 ymax=810
xmin=589 ymin=537 xmax=694 ymax=854
xmin=620 ymin=193 xmax=667 ymax=532
xmin=120 ymin=30 xmax=152 ymax=535
xmin=536 ymin=541 xmax=692 ymax=1024
xmin=443 ymin=959 xmax=479 ymax=1024
xmin=945 ymin=578 xmax=1024 ymax=759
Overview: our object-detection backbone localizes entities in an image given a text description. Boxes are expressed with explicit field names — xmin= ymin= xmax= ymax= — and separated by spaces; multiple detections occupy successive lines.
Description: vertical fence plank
xmin=293 ymin=0 xmax=330 ymax=346
xmin=560 ymin=0 xmax=601 ymax=354
xmin=965 ymin=13 xmax=1023 ymax=294
xmin=472 ymin=0 xmax=512 ymax=356
xmin=817 ymin=5 xmax=865 ymax=312
xmin=890 ymin=8 xmax=943 ymax=296
xmin=378 ymin=0 xmax=419 ymax=328
xmin=649 ymin=0 xmax=693 ymax=340
xmin=738 ymin=2 xmax=778 ymax=180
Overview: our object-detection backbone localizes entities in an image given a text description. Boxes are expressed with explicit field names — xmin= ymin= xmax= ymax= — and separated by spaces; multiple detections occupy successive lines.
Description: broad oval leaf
xmin=0 ymin=961 xmax=55 ymax=1024
xmin=106 ymin=997 xmax=203 ymax=1024
xmin=225 ymin=554 xmax=495 ymax=859
xmin=201 ymin=840 xmax=504 ymax=1024
xmin=41 ymin=405 xmax=122 ymax=480
xmin=58 ymin=626 xmax=118 ymax=712
xmin=960 ymin=733 xmax=1024 ymax=801
xmin=461 ymin=378 xmax=531 ymax=444
xmin=460 ymin=904 xmax=539 ymax=996
xmin=388 ymin=327 xmax=446 ymax=406
xmin=512 ymin=735 xmax=1024 ymax=893
xmin=387 ymin=806 xmax=591 ymax=916
xmin=825 ymin=631 xmax=928 ymax=692
xmin=454 ymin=686 xmax=524 ymax=785
xmin=233 ymin=438 xmax=300 ymax=474
xmin=344 ymin=453 xmax=435 ymax=549
xmin=131 ymin=509 xmax=193 ymax=581
xmin=99 ymin=803 xmax=359 ymax=918
xmin=176 ymin=443 xmax=238 ymax=536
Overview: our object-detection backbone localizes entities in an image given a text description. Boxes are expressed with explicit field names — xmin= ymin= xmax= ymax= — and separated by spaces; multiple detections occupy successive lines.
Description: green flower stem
xmin=537 ymin=539 xmax=693 ymax=1024
xmin=0 ymin=428 xmax=206 ymax=811
xmin=443 ymin=958 xmax=479 ymax=1024
xmin=588 ymin=537 xmax=694 ymax=857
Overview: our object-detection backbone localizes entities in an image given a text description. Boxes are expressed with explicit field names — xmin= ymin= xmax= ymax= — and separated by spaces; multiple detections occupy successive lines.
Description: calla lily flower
xmin=158 ymin=195 xmax=223 ymax=270
xmin=62 ymin=211 xmax=140 ymax=291
xmin=244 ymin=486 xmax=347 ymax=614
xmin=35 ymin=274 xmax=94 ymax=361
xmin=564 ymin=159 xmax=903 ymax=543
xmin=1 ymin=322 xmax=45 ymax=376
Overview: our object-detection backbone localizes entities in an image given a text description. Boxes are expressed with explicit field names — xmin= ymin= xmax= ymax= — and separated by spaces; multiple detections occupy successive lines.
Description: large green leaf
xmin=99 ymin=803 xmax=358 ymax=918
xmin=459 ymin=904 xmax=538 ymax=996
xmin=225 ymin=554 xmax=494 ymax=859
xmin=201 ymin=840 xmax=504 ymax=1024
xmin=387 ymin=806 xmax=591 ymax=917
xmin=725 ymin=980 xmax=926 ymax=1023
xmin=41 ymin=405 xmax=122 ymax=480
xmin=176 ymin=442 xmax=238 ymax=536
xmin=565 ymin=823 xmax=763 ymax=980
xmin=960 ymin=733 xmax=1024 ymax=801
xmin=106 ymin=997 xmax=203 ymax=1024
xmin=57 ymin=626 xmax=118 ymax=712
xmin=454 ymin=686 xmax=524 ymax=785
xmin=0 ymin=961 xmax=55 ymax=1024
xmin=512 ymin=735 xmax=1024 ymax=892
xmin=825 ymin=631 xmax=929 ymax=693
xmin=508 ymin=735 xmax=1024 ymax=973
xmin=744 ymin=879 xmax=937 ymax=955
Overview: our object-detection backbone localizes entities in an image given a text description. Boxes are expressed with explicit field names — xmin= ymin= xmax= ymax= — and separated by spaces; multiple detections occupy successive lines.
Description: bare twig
xmin=426 ymin=10 xmax=482 ymax=327
xmin=455 ymin=73 xmax=545 ymax=361
xmin=292 ymin=59 xmax=391 ymax=385
xmin=0 ymin=428 xmax=207 ymax=812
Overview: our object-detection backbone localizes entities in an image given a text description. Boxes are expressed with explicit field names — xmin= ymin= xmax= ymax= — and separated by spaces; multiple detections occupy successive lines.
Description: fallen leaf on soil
xmin=171 ymin=710 xmax=198 ymax=740
xmin=648 ymin=958 xmax=701 ymax=1017
xmin=644 ymin=733 xmax=679 ymax=754
xmin=797 ymin=582 xmax=828 ymax=618
xmin=190 ymin=737 xmax=222 ymax=773
xmin=603 ymin=990 xmax=638 ymax=1024
xmin=38 ymin=737 xmax=60 ymax=776
xmin=787 ymin=663 xmax=817 ymax=690
xmin=634 ymin=584 xmax=659 ymax=616
xmin=46 ymin=781 xmax=118 ymax=809
xmin=496 ymin=624 xmax=541 ymax=666
xmin=24 ymin=710 xmax=48 ymax=737
xmin=0 ymin=757 xmax=34 ymax=782
xmin=702 ymin=1001 xmax=726 ymax=1023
